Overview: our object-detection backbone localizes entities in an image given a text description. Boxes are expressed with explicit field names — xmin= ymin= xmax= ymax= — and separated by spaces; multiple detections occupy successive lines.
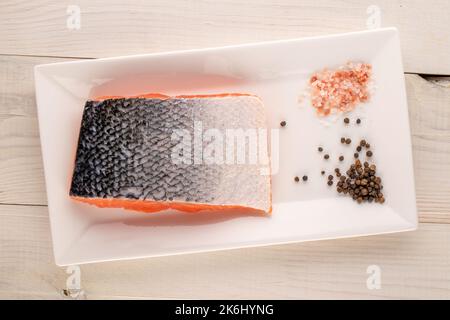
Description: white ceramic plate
xmin=35 ymin=28 xmax=417 ymax=266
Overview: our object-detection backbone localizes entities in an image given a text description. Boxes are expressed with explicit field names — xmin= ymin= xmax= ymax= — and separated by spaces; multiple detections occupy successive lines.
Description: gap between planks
xmin=1 ymin=53 xmax=449 ymax=78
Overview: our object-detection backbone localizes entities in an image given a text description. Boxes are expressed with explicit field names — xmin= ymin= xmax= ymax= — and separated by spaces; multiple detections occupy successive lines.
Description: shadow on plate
xmin=117 ymin=209 xmax=270 ymax=227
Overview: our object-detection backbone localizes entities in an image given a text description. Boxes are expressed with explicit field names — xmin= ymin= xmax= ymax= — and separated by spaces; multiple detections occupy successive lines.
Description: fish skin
xmin=70 ymin=95 xmax=271 ymax=213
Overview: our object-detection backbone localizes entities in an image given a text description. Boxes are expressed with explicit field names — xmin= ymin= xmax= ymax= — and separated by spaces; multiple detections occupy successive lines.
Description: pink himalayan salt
xmin=309 ymin=62 xmax=372 ymax=116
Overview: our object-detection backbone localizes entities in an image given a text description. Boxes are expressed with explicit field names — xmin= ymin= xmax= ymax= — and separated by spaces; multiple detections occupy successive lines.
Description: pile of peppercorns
xmin=337 ymin=159 xmax=384 ymax=204
xmin=319 ymin=118 xmax=385 ymax=204
xmin=283 ymin=116 xmax=385 ymax=204
xmin=334 ymin=137 xmax=384 ymax=204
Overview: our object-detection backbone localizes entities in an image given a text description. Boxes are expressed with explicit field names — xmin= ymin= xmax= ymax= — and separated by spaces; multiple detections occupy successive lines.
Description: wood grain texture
xmin=0 ymin=0 xmax=448 ymax=301
xmin=0 ymin=56 xmax=448 ymax=222
xmin=0 ymin=0 xmax=449 ymax=75
xmin=406 ymin=75 xmax=450 ymax=223
xmin=0 ymin=204 xmax=449 ymax=299
xmin=0 ymin=56 xmax=71 ymax=205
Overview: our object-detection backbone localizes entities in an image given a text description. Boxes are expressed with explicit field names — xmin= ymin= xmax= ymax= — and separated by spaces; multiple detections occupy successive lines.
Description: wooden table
xmin=1 ymin=0 xmax=449 ymax=299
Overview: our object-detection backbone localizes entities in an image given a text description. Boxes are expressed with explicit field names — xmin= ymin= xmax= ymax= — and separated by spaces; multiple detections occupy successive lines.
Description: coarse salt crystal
xmin=309 ymin=62 xmax=372 ymax=117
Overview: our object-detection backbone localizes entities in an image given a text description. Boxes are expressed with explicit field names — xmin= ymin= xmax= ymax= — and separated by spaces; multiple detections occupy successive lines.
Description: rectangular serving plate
xmin=34 ymin=27 xmax=417 ymax=266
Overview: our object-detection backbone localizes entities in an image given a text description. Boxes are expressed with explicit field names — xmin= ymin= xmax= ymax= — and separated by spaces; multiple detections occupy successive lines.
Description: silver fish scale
xmin=70 ymin=96 xmax=271 ymax=212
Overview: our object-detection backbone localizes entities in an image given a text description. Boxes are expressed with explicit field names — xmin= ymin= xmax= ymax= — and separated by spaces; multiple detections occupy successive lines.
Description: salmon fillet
xmin=70 ymin=93 xmax=272 ymax=214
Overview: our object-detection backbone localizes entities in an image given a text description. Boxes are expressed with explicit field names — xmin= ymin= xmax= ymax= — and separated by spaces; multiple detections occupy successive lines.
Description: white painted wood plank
xmin=405 ymin=75 xmax=450 ymax=223
xmin=0 ymin=0 xmax=449 ymax=74
xmin=0 ymin=56 xmax=73 ymax=206
xmin=0 ymin=204 xmax=449 ymax=299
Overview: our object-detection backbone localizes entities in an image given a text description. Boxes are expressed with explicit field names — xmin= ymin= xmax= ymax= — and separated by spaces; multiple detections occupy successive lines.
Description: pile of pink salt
xmin=309 ymin=62 xmax=372 ymax=116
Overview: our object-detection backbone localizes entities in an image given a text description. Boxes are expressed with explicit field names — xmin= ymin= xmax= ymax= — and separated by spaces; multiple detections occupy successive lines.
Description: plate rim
xmin=34 ymin=26 xmax=418 ymax=266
